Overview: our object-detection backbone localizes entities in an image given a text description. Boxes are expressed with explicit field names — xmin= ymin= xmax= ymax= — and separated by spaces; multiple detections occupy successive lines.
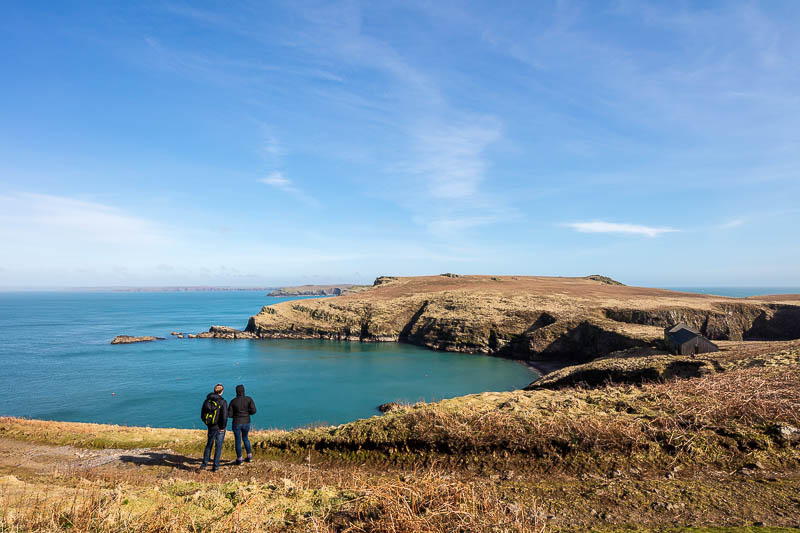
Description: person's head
xmin=214 ymin=383 xmax=224 ymax=395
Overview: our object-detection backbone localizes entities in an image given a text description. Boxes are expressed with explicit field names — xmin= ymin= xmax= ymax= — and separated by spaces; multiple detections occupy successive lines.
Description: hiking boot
xmin=245 ymin=453 xmax=252 ymax=462
xmin=235 ymin=457 xmax=244 ymax=465
xmin=211 ymin=466 xmax=219 ymax=472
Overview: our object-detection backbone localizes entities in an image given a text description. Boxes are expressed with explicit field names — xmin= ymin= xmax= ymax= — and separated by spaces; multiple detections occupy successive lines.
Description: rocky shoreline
xmin=110 ymin=335 xmax=164 ymax=344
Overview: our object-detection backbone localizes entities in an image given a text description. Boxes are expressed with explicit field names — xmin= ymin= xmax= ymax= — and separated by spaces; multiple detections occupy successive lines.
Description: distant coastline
xmin=110 ymin=286 xmax=277 ymax=293
xmin=0 ymin=286 xmax=278 ymax=293
xmin=267 ymin=284 xmax=362 ymax=297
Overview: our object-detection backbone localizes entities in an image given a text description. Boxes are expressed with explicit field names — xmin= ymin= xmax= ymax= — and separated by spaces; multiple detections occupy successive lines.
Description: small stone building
xmin=664 ymin=323 xmax=719 ymax=355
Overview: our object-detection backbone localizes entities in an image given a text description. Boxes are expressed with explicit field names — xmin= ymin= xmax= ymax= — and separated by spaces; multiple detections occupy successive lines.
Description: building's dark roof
xmin=668 ymin=328 xmax=703 ymax=346
xmin=665 ymin=322 xmax=700 ymax=336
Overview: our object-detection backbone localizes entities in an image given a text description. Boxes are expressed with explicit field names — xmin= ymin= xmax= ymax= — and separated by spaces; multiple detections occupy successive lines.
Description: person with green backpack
xmin=199 ymin=383 xmax=228 ymax=472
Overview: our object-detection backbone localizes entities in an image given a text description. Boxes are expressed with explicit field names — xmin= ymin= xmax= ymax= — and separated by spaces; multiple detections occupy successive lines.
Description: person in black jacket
xmin=227 ymin=384 xmax=257 ymax=464
xmin=200 ymin=383 xmax=228 ymax=472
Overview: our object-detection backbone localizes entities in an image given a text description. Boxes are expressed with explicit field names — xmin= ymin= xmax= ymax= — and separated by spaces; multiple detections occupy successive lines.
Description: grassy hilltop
xmin=3 ymin=276 xmax=800 ymax=531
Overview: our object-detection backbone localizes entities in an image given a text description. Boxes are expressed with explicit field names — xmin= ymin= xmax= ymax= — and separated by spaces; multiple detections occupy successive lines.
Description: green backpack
xmin=201 ymin=398 xmax=221 ymax=426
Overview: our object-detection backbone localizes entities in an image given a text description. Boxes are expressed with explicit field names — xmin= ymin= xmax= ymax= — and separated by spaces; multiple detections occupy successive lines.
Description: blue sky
xmin=1 ymin=1 xmax=799 ymax=288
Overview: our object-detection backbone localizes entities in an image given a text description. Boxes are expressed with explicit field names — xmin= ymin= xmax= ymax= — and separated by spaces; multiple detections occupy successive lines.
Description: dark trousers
xmin=232 ymin=423 xmax=251 ymax=458
xmin=202 ymin=428 xmax=225 ymax=468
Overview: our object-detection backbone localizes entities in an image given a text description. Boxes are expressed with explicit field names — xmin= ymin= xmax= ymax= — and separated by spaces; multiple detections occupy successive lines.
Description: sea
xmin=663 ymin=287 xmax=800 ymax=298
xmin=0 ymin=291 xmax=536 ymax=430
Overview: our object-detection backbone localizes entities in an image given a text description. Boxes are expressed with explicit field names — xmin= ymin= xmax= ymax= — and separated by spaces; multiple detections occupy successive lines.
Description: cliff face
xmin=602 ymin=303 xmax=800 ymax=341
xmin=210 ymin=275 xmax=800 ymax=364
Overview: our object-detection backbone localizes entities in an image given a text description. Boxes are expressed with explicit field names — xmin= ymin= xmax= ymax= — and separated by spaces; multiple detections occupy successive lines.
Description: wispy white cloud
xmin=262 ymin=135 xmax=283 ymax=157
xmin=259 ymin=171 xmax=290 ymax=187
xmin=406 ymin=118 xmax=501 ymax=200
xmin=258 ymin=171 xmax=318 ymax=206
xmin=0 ymin=192 xmax=174 ymax=285
xmin=416 ymin=213 xmax=507 ymax=236
xmin=566 ymin=221 xmax=679 ymax=237
xmin=142 ymin=35 xmax=343 ymax=88
xmin=0 ymin=192 xmax=168 ymax=247
xmin=0 ymin=191 xmax=439 ymax=286
xmin=252 ymin=126 xmax=317 ymax=206
xmin=716 ymin=218 xmax=745 ymax=230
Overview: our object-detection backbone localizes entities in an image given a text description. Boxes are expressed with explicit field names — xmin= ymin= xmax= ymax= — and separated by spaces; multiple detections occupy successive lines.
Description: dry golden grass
xmin=0 ymin=418 xmax=198 ymax=449
xmin=0 ymin=467 xmax=546 ymax=532
xmin=335 ymin=470 xmax=546 ymax=533
xmin=646 ymin=363 xmax=800 ymax=428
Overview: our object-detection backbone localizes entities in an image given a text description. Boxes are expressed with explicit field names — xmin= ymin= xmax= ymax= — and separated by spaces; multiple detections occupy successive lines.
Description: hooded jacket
xmin=203 ymin=392 xmax=228 ymax=431
xmin=227 ymin=384 xmax=257 ymax=425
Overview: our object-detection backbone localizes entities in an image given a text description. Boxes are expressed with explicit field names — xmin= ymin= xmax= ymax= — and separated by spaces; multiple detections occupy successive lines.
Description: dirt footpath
xmin=0 ymin=437 xmax=164 ymax=474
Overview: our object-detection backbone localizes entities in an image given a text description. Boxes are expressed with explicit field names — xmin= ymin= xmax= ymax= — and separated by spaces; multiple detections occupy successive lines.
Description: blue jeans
xmin=232 ymin=423 xmax=251 ymax=458
xmin=202 ymin=428 xmax=225 ymax=468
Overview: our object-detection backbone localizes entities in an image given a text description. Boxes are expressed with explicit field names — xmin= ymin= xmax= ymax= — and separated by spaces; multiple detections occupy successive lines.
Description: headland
xmin=200 ymin=274 xmax=800 ymax=371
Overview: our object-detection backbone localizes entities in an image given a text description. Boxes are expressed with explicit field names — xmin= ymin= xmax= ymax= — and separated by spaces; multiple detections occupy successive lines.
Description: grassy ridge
xmin=3 ymin=358 xmax=799 ymax=472
xmin=251 ymin=364 xmax=800 ymax=473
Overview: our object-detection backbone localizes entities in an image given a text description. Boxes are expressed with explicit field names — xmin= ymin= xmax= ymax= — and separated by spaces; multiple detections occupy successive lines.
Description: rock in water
xmin=378 ymin=402 xmax=403 ymax=413
xmin=196 ymin=326 xmax=256 ymax=339
xmin=110 ymin=335 xmax=165 ymax=344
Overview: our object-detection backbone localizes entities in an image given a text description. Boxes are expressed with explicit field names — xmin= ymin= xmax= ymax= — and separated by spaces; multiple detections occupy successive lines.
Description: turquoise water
xmin=663 ymin=287 xmax=800 ymax=297
xmin=0 ymin=291 xmax=535 ymax=430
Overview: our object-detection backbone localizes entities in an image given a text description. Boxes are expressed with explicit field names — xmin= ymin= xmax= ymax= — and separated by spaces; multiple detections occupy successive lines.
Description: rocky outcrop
xmin=377 ymin=402 xmax=404 ymax=413
xmin=110 ymin=335 xmax=164 ymax=344
xmin=204 ymin=275 xmax=800 ymax=365
xmin=584 ymin=275 xmax=625 ymax=286
xmin=196 ymin=326 xmax=256 ymax=339
xmin=527 ymin=355 xmax=718 ymax=389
